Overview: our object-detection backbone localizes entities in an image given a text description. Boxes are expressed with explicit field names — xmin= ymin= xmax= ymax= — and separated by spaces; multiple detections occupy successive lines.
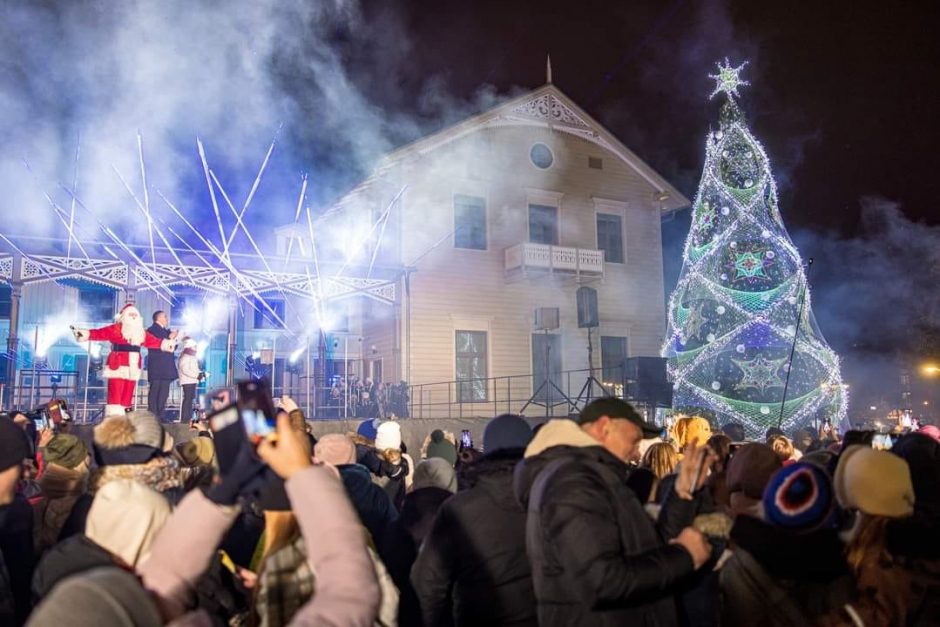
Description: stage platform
xmin=70 ymin=415 xmax=553 ymax=459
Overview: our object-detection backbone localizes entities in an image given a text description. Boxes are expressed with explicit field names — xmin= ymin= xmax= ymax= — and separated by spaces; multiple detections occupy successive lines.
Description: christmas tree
xmin=662 ymin=60 xmax=846 ymax=437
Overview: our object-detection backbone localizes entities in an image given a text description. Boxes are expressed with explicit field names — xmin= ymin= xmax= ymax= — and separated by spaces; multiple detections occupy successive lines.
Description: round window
xmin=530 ymin=143 xmax=554 ymax=169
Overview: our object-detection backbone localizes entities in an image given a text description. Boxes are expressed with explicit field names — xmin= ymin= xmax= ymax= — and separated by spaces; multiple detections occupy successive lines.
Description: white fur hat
xmin=374 ymin=421 xmax=402 ymax=451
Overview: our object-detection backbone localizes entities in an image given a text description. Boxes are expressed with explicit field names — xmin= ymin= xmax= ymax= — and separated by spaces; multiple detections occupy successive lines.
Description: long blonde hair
xmin=845 ymin=513 xmax=891 ymax=574
xmin=642 ymin=442 xmax=679 ymax=480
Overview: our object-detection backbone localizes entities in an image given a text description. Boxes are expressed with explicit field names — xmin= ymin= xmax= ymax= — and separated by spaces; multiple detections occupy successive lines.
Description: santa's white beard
xmin=121 ymin=317 xmax=146 ymax=345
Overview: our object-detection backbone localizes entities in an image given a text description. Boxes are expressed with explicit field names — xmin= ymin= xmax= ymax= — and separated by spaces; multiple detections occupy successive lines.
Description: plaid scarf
xmin=256 ymin=536 xmax=315 ymax=627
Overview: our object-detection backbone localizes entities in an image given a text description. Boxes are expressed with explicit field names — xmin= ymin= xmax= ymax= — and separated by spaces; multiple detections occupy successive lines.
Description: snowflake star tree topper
xmin=709 ymin=58 xmax=749 ymax=100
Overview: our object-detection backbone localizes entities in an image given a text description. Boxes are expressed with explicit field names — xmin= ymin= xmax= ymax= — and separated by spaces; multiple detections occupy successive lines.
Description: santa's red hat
xmin=115 ymin=302 xmax=140 ymax=321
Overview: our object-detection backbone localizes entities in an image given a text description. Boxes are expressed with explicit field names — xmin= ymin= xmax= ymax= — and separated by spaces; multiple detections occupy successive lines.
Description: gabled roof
xmin=371 ymin=83 xmax=690 ymax=212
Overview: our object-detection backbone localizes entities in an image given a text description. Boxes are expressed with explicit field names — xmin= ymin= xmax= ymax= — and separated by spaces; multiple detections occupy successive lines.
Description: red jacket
xmin=87 ymin=323 xmax=169 ymax=380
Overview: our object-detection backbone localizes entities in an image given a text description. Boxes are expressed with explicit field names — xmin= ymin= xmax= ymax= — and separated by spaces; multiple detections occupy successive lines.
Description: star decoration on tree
xmin=684 ymin=305 xmax=709 ymax=340
xmin=733 ymin=251 xmax=768 ymax=280
xmin=709 ymin=58 xmax=749 ymax=100
xmin=732 ymin=355 xmax=787 ymax=393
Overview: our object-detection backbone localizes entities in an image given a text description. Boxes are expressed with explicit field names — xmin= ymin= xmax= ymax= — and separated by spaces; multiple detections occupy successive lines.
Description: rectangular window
xmin=455 ymin=330 xmax=487 ymax=402
xmin=588 ymin=156 xmax=603 ymax=170
xmin=254 ymin=298 xmax=286 ymax=329
xmin=601 ymin=336 xmax=628 ymax=383
xmin=371 ymin=359 xmax=383 ymax=384
xmin=454 ymin=195 xmax=487 ymax=250
xmin=596 ymin=213 xmax=624 ymax=263
xmin=529 ymin=204 xmax=558 ymax=245
xmin=78 ymin=287 xmax=115 ymax=322
xmin=0 ymin=286 xmax=10 ymax=318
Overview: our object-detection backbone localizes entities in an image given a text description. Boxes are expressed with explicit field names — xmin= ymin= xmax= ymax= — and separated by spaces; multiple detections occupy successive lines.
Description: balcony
xmin=504 ymin=242 xmax=605 ymax=279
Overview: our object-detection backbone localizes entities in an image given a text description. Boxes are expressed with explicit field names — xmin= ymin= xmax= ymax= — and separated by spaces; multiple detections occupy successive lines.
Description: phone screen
xmin=237 ymin=380 xmax=277 ymax=445
xmin=460 ymin=429 xmax=473 ymax=450
xmin=35 ymin=415 xmax=49 ymax=431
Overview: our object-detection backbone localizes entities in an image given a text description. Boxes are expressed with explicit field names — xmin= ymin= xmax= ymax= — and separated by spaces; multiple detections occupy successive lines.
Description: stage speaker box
xmin=576 ymin=286 xmax=599 ymax=328
xmin=623 ymin=356 xmax=673 ymax=407
xmin=534 ymin=307 xmax=560 ymax=331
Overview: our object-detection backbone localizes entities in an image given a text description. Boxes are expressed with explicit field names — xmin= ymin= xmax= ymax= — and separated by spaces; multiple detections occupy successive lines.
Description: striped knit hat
xmin=762 ymin=462 xmax=834 ymax=533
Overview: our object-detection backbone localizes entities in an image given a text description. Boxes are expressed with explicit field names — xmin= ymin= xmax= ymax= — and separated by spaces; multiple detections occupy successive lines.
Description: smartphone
xmin=209 ymin=404 xmax=246 ymax=474
xmin=872 ymin=434 xmax=893 ymax=450
xmin=34 ymin=414 xmax=50 ymax=431
xmin=237 ymin=379 xmax=278 ymax=445
xmin=460 ymin=429 xmax=473 ymax=450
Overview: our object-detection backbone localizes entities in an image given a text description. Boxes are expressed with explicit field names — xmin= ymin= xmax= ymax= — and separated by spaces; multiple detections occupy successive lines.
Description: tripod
xmin=521 ymin=331 xmax=576 ymax=419
xmin=574 ymin=326 xmax=610 ymax=409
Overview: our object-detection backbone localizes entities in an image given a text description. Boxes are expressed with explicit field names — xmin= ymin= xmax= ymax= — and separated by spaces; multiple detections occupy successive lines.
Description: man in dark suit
xmin=146 ymin=310 xmax=178 ymax=418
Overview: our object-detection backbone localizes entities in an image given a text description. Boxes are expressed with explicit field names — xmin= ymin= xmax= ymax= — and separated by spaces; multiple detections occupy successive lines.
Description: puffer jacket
xmin=411 ymin=448 xmax=536 ymax=627
xmin=513 ymin=419 xmax=699 ymax=627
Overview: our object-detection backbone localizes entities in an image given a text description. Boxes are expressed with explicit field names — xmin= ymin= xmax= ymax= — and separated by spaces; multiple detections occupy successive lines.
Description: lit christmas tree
xmin=662 ymin=60 xmax=847 ymax=437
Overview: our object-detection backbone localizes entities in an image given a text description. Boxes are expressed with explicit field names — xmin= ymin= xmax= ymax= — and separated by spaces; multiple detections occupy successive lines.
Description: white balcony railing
xmin=505 ymin=243 xmax=605 ymax=276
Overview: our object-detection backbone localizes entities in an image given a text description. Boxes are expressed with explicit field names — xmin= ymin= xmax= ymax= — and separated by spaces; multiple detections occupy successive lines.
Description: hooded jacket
xmin=513 ymin=419 xmax=698 ymax=627
xmin=411 ymin=448 xmax=536 ymax=627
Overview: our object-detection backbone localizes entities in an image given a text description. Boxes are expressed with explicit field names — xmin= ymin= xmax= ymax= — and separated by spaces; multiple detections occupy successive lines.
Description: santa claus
xmin=72 ymin=303 xmax=177 ymax=416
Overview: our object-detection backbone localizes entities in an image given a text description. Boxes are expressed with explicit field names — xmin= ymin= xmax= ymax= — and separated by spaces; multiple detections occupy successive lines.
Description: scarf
xmin=89 ymin=455 xmax=183 ymax=496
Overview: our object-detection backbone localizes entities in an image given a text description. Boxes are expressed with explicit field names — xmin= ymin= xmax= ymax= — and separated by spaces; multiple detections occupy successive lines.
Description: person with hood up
xmin=176 ymin=336 xmax=201 ymax=423
xmin=373 ymin=421 xmax=414 ymax=510
xmin=0 ymin=416 xmax=34 ymax=625
xmin=32 ymin=434 xmax=90 ymax=553
xmin=514 ymin=398 xmax=714 ymax=627
xmin=720 ymin=462 xmax=853 ymax=626
xmin=31 ymin=478 xmax=171 ymax=603
xmin=412 ymin=413 xmax=536 ymax=627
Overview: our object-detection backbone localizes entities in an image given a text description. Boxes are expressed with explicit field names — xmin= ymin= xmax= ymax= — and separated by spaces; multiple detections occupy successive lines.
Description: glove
xmin=161 ymin=338 xmax=177 ymax=352
xmin=206 ymin=446 xmax=266 ymax=506
xmin=71 ymin=327 xmax=89 ymax=341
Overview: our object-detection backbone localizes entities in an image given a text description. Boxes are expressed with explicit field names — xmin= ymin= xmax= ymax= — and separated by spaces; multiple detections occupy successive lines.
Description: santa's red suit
xmin=72 ymin=303 xmax=176 ymax=416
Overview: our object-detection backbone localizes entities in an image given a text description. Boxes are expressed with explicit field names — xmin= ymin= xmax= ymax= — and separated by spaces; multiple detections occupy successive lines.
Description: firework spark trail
xmin=284 ymin=174 xmax=308 ymax=268
xmin=54 ymin=182 xmax=175 ymax=299
xmin=223 ymin=129 xmax=281 ymax=255
xmin=136 ymin=132 xmax=157 ymax=271
xmin=209 ymin=170 xmax=300 ymax=320
xmin=334 ymin=186 xmax=406 ymax=280
xmin=111 ymin=166 xmax=196 ymax=288
xmin=67 ymin=135 xmax=81 ymax=264
xmin=196 ymin=138 xmax=227 ymax=256
xmin=22 ymin=159 xmax=92 ymax=261
xmin=100 ymin=225 xmax=176 ymax=301
xmin=155 ymin=190 xmax=293 ymax=337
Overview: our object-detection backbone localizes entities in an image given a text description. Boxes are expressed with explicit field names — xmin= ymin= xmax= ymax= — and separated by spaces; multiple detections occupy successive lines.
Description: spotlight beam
xmin=223 ymin=128 xmax=280 ymax=255
xmin=284 ymin=173 xmax=308 ymax=268
xmin=334 ymin=185 xmax=406 ymax=280
xmin=196 ymin=138 xmax=227 ymax=256
xmin=22 ymin=159 xmax=92 ymax=261
xmin=66 ymin=134 xmax=81 ymax=264
xmin=136 ymin=132 xmax=156 ymax=269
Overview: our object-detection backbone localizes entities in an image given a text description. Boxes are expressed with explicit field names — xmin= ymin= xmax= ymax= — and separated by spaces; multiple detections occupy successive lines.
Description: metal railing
xmin=406 ymin=366 xmax=623 ymax=419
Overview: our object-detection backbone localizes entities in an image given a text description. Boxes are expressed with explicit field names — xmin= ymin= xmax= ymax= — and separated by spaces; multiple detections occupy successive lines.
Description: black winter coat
xmin=146 ymin=323 xmax=177 ymax=381
xmin=720 ymin=515 xmax=853 ymax=627
xmin=411 ymin=449 xmax=536 ymax=627
xmin=514 ymin=444 xmax=697 ymax=627
xmin=31 ymin=534 xmax=114 ymax=602
xmin=337 ymin=463 xmax=398 ymax=547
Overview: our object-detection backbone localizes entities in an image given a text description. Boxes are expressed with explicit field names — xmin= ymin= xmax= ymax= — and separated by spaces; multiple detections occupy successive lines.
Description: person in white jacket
xmin=177 ymin=338 xmax=201 ymax=423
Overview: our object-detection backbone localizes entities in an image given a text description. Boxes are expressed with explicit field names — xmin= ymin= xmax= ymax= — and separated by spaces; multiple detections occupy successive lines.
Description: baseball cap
xmin=577 ymin=398 xmax=660 ymax=437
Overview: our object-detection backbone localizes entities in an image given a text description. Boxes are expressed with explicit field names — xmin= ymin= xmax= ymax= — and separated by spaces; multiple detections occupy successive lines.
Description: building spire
xmin=546 ymin=54 xmax=553 ymax=84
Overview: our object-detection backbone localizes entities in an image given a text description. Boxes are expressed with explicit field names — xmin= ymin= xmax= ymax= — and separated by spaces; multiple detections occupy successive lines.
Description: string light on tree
xmin=662 ymin=59 xmax=847 ymax=437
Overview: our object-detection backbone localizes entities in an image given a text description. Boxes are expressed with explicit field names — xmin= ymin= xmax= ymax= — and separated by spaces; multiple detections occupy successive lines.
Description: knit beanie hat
xmin=835 ymin=445 xmax=915 ymax=518
xmin=426 ymin=429 xmax=457 ymax=466
xmin=125 ymin=410 xmax=173 ymax=452
xmin=762 ymin=462 xmax=835 ymax=533
xmin=175 ymin=436 xmax=215 ymax=467
xmin=44 ymin=434 xmax=89 ymax=469
xmin=412 ymin=458 xmax=458 ymax=493
xmin=86 ymin=478 xmax=171 ymax=567
xmin=0 ymin=416 xmax=31 ymax=471
xmin=375 ymin=421 xmax=402 ymax=451
xmin=357 ymin=418 xmax=379 ymax=442
xmin=314 ymin=433 xmax=358 ymax=466
xmin=27 ymin=566 xmax=162 ymax=627
xmin=483 ymin=414 xmax=533 ymax=453
xmin=726 ymin=443 xmax=782 ymax=499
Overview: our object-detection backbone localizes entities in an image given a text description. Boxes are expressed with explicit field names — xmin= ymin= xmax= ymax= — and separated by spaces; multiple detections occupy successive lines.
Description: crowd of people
xmin=0 ymin=393 xmax=937 ymax=626
xmin=328 ymin=377 xmax=410 ymax=419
